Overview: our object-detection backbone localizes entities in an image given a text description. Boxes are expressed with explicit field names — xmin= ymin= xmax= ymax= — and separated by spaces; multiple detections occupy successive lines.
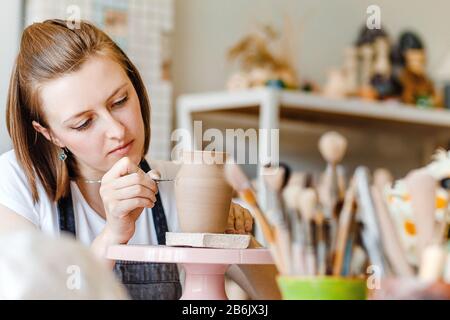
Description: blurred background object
xmin=0 ymin=230 xmax=128 ymax=299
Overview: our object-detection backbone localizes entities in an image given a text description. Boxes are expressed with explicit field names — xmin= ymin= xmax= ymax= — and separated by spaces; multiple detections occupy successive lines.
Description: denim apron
xmin=57 ymin=160 xmax=182 ymax=300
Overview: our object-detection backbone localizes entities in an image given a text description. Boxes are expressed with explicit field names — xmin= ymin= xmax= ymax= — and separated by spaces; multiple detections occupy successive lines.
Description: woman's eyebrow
xmin=62 ymin=83 xmax=128 ymax=125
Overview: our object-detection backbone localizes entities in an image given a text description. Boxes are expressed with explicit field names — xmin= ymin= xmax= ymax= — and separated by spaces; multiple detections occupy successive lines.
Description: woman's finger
xmin=109 ymin=172 xmax=158 ymax=194
xmin=102 ymin=157 xmax=140 ymax=183
xmin=114 ymin=184 xmax=157 ymax=203
xmin=115 ymin=197 xmax=154 ymax=217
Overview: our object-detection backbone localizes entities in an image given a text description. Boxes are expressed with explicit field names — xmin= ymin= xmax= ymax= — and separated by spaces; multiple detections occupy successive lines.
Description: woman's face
xmin=35 ymin=54 xmax=146 ymax=178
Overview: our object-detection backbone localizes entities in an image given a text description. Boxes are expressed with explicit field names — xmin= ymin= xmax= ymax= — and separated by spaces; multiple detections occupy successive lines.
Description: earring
xmin=58 ymin=147 xmax=68 ymax=161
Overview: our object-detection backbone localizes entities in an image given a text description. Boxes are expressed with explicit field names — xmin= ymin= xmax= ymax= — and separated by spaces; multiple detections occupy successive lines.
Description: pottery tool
xmin=224 ymin=160 xmax=285 ymax=272
xmin=318 ymin=131 xmax=348 ymax=214
xmin=354 ymin=166 xmax=386 ymax=275
xmin=371 ymin=185 xmax=415 ymax=277
xmin=283 ymin=183 xmax=305 ymax=275
xmin=405 ymin=169 xmax=436 ymax=259
xmin=318 ymin=131 xmax=348 ymax=273
xmin=165 ymin=232 xmax=251 ymax=249
xmin=262 ymin=163 xmax=292 ymax=274
xmin=83 ymin=178 xmax=173 ymax=184
xmin=298 ymin=188 xmax=318 ymax=276
xmin=341 ymin=218 xmax=359 ymax=276
xmin=333 ymin=178 xmax=356 ymax=276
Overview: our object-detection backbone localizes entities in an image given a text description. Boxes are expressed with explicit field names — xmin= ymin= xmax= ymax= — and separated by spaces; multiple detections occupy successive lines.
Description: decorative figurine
xmin=371 ymin=37 xmax=402 ymax=100
xmin=354 ymin=25 xmax=401 ymax=100
xmin=396 ymin=31 xmax=437 ymax=107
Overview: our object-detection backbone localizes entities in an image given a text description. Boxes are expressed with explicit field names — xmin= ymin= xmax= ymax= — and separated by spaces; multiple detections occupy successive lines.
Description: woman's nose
xmin=104 ymin=113 xmax=126 ymax=140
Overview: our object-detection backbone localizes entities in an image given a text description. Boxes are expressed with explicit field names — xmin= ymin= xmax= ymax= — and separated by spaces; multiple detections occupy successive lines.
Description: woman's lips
xmin=109 ymin=140 xmax=134 ymax=156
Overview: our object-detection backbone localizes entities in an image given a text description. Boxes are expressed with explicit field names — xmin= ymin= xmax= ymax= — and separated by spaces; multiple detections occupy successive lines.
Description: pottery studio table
xmin=107 ymin=245 xmax=274 ymax=300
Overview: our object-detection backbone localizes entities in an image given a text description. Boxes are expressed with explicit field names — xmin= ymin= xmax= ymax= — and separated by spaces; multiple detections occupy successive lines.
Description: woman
xmin=0 ymin=19 xmax=280 ymax=300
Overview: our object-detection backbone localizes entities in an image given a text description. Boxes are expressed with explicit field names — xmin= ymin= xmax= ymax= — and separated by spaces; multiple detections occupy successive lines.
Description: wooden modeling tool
xmin=333 ymin=178 xmax=357 ymax=276
xmin=405 ymin=169 xmax=436 ymax=259
xmin=354 ymin=166 xmax=386 ymax=275
xmin=224 ymin=160 xmax=285 ymax=272
xmin=370 ymin=185 xmax=415 ymax=277
xmin=318 ymin=131 xmax=348 ymax=214
xmin=318 ymin=131 xmax=348 ymax=273
xmin=299 ymin=188 xmax=318 ymax=276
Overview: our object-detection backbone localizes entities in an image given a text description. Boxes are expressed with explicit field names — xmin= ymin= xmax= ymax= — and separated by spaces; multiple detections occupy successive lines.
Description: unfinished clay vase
xmin=175 ymin=151 xmax=233 ymax=233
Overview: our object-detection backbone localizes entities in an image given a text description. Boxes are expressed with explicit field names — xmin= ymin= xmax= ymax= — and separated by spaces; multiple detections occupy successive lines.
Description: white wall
xmin=173 ymin=0 xmax=450 ymax=95
xmin=0 ymin=0 xmax=22 ymax=153
xmin=172 ymin=0 xmax=450 ymax=178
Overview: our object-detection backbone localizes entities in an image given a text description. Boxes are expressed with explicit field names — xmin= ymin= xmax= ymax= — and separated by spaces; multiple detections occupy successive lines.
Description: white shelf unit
xmin=176 ymin=87 xmax=450 ymax=242
xmin=177 ymin=87 xmax=450 ymax=190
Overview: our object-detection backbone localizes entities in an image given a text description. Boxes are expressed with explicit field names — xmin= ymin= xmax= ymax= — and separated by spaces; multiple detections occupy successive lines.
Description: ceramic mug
xmin=174 ymin=150 xmax=233 ymax=233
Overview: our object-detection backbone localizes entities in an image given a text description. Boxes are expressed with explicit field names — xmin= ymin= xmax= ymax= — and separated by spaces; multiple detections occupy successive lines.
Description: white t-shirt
xmin=0 ymin=150 xmax=181 ymax=246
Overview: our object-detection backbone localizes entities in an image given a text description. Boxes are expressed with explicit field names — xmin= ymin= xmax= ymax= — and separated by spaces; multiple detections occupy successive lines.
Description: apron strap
xmin=57 ymin=190 xmax=76 ymax=236
xmin=139 ymin=160 xmax=168 ymax=245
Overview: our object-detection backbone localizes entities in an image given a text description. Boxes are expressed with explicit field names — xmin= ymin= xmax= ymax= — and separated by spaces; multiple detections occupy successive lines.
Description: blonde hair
xmin=6 ymin=19 xmax=151 ymax=202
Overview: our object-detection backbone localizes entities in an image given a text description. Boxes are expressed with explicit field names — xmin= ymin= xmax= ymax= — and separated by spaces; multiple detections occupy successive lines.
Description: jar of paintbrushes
xmin=224 ymin=133 xmax=450 ymax=300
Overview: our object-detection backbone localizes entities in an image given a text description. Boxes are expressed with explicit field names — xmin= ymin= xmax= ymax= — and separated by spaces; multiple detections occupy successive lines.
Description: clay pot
xmin=175 ymin=151 xmax=233 ymax=233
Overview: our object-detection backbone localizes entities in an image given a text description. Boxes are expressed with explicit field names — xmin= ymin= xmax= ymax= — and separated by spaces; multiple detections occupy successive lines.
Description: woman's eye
xmin=113 ymin=95 xmax=128 ymax=107
xmin=73 ymin=119 xmax=91 ymax=131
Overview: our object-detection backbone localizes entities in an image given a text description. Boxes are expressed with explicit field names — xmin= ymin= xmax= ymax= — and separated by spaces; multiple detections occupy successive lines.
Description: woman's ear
xmin=32 ymin=121 xmax=65 ymax=148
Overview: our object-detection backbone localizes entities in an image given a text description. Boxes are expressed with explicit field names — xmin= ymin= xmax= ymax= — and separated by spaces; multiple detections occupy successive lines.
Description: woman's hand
xmin=99 ymin=157 xmax=158 ymax=244
xmin=225 ymin=203 xmax=253 ymax=235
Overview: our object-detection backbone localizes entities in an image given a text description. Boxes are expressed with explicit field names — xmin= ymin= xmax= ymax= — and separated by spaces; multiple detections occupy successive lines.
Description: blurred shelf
xmin=177 ymin=88 xmax=450 ymax=129
xmin=176 ymin=87 xmax=450 ymax=244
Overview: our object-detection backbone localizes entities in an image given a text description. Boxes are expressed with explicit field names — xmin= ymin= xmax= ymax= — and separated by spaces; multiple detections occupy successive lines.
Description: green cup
xmin=277 ymin=276 xmax=367 ymax=300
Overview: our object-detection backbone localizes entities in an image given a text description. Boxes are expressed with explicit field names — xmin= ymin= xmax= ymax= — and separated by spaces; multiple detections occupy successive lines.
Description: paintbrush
xmin=298 ymin=188 xmax=318 ymax=276
xmin=262 ymin=163 xmax=292 ymax=274
xmin=224 ymin=159 xmax=286 ymax=272
xmin=314 ymin=207 xmax=327 ymax=275
xmin=354 ymin=166 xmax=386 ymax=276
xmin=333 ymin=178 xmax=357 ymax=276
xmin=283 ymin=182 xmax=305 ymax=275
